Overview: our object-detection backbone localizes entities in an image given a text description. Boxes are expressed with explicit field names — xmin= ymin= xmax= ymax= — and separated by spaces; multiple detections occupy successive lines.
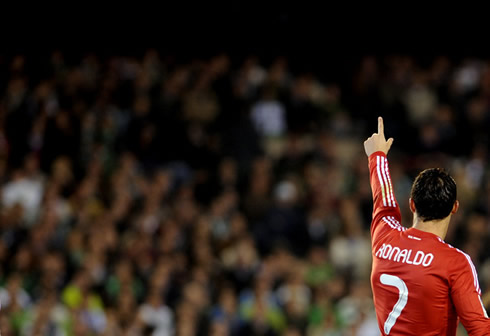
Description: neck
xmin=412 ymin=214 xmax=451 ymax=240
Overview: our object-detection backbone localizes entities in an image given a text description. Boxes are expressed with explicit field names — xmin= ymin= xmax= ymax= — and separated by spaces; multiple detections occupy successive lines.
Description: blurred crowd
xmin=0 ymin=50 xmax=490 ymax=335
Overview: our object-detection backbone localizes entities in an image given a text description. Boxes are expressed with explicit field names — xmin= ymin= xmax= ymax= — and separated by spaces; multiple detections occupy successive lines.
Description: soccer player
xmin=365 ymin=117 xmax=490 ymax=335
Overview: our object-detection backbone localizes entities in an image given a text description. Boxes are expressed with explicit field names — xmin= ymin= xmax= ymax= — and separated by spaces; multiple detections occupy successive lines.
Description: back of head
xmin=410 ymin=168 xmax=457 ymax=221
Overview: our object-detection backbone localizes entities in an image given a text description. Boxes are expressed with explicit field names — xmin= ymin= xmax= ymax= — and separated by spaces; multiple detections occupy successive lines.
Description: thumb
xmin=387 ymin=138 xmax=394 ymax=149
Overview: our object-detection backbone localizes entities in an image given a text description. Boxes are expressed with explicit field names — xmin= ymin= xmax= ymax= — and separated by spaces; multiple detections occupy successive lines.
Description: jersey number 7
xmin=380 ymin=273 xmax=409 ymax=334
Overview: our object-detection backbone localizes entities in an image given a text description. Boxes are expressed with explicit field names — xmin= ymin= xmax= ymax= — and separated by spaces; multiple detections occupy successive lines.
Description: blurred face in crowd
xmin=0 ymin=50 xmax=489 ymax=336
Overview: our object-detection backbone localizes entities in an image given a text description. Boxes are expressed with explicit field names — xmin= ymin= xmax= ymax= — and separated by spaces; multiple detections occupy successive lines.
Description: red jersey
xmin=369 ymin=152 xmax=490 ymax=335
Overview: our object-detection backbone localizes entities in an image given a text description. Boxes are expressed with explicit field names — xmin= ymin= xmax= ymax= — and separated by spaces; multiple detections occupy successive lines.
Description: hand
xmin=364 ymin=117 xmax=394 ymax=156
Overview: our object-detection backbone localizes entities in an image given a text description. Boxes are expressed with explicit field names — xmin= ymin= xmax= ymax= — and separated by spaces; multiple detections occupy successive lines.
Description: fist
xmin=364 ymin=117 xmax=394 ymax=156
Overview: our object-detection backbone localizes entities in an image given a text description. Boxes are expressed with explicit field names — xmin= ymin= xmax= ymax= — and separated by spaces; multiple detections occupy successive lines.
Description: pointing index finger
xmin=378 ymin=116 xmax=384 ymax=136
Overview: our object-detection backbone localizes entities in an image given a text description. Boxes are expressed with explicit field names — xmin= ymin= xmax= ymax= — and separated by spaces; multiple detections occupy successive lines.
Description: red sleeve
xmin=368 ymin=152 xmax=403 ymax=242
xmin=449 ymin=250 xmax=490 ymax=335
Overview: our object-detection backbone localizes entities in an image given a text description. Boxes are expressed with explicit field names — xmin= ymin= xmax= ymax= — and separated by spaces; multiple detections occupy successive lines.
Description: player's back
xmin=366 ymin=125 xmax=490 ymax=335
xmin=371 ymin=224 xmax=464 ymax=335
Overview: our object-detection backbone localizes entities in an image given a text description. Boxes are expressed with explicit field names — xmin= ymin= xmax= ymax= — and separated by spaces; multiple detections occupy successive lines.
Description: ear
xmin=451 ymin=200 xmax=459 ymax=214
xmin=409 ymin=198 xmax=416 ymax=214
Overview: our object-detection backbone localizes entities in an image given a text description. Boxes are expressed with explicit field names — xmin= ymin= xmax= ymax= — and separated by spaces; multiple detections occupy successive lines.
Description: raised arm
xmin=364 ymin=117 xmax=402 ymax=240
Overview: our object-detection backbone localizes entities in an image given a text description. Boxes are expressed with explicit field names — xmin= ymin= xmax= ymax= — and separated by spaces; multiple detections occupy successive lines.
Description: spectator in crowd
xmin=0 ymin=50 xmax=489 ymax=336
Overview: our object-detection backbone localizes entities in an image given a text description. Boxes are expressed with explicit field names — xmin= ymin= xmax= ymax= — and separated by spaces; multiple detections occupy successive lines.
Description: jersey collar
xmin=404 ymin=227 xmax=444 ymax=241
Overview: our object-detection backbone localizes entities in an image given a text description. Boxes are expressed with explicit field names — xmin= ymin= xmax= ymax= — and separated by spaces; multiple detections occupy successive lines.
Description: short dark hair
xmin=410 ymin=168 xmax=457 ymax=221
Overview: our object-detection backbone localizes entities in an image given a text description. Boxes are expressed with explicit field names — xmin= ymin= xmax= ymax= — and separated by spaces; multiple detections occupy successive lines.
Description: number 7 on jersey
xmin=380 ymin=274 xmax=409 ymax=334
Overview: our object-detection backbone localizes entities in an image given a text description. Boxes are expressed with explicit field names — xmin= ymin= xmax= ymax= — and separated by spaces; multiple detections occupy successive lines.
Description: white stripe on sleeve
xmin=383 ymin=156 xmax=396 ymax=207
xmin=379 ymin=156 xmax=392 ymax=207
xmin=456 ymin=248 xmax=481 ymax=294
xmin=376 ymin=156 xmax=387 ymax=207
xmin=383 ymin=217 xmax=401 ymax=231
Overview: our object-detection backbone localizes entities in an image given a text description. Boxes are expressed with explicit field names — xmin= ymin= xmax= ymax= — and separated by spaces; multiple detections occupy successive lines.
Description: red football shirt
xmin=369 ymin=152 xmax=490 ymax=335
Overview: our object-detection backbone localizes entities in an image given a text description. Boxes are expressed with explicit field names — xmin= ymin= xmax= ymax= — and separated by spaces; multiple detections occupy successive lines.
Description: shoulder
xmin=436 ymin=239 xmax=472 ymax=262
xmin=441 ymin=245 xmax=482 ymax=294
xmin=432 ymin=238 xmax=465 ymax=260
xmin=372 ymin=215 xmax=405 ymax=242
xmin=435 ymin=240 xmax=478 ymax=279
